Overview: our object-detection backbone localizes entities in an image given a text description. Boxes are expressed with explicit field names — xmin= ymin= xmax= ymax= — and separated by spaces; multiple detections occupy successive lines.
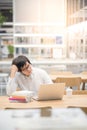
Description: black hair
xmin=12 ymin=55 xmax=31 ymax=72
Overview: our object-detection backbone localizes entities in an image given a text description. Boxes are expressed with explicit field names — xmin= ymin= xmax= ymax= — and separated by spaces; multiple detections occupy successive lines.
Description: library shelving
xmin=14 ymin=23 xmax=66 ymax=60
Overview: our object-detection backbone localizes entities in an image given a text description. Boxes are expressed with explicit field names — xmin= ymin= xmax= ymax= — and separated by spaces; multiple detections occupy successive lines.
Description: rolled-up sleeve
xmin=6 ymin=77 xmax=18 ymax=96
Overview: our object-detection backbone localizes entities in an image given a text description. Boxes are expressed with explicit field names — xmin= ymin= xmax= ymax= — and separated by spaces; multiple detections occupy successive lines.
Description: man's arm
xmin=6 ymin=65 xmax=18 ymax=96
xmin=10 ymin=65 xmax=18 ymax=78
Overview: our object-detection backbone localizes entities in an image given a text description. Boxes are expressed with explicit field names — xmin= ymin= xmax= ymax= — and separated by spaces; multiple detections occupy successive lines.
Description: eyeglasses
xmin=21 ymin=64 xmax=31 ymax=72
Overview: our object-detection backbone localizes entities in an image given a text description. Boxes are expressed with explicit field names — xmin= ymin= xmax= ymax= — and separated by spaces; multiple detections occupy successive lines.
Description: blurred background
xmin=0 ymin=0 xmax=87 ymax=95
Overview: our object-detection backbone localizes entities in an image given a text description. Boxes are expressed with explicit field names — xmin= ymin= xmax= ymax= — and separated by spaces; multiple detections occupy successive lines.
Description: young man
xmin=6 ymin=55 xmax=53 ymax=96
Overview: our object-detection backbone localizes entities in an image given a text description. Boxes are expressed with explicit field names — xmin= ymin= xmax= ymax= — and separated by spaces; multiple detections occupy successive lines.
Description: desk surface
xmin=0 ymin=95 xmax=87 ymax=109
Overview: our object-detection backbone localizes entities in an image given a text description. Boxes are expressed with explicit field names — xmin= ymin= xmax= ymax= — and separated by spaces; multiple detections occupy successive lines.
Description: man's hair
xmin=12 ymin=55 xmax=31 ymax=72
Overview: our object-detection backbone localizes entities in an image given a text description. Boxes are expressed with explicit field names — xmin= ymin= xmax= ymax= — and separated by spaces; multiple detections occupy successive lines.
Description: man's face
xmin=21 ymin=62 xmax=32 ymax=76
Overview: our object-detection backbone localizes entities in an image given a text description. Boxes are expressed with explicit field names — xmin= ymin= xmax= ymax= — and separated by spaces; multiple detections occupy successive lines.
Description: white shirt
xmin=6 ymin=67 xmax=53 ymax=96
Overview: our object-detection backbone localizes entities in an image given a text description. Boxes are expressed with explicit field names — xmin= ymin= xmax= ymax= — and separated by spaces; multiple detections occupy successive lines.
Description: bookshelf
xmin=14 ymin=23 xmax=66 ymax=60
xmin=67 ymin=22 xmax=87 ymax=59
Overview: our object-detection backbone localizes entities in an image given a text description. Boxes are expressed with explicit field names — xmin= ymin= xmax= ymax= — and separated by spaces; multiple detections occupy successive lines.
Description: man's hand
xmin=10 ymin=65 xmax=18 ymax=78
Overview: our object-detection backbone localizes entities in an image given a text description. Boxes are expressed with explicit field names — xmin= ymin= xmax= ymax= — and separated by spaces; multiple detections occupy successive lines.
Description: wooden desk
xmin=0 ymin=95 xmax=87 ymax=109
xmin=50 ymin=74 xmax=87 ymax=90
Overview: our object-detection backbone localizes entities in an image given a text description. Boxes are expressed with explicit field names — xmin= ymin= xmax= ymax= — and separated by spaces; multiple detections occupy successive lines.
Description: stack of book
xmin=8 ymin=90 xmax=34 ymax=103
xmin=9 ymin=95 xmax=27 ymax=103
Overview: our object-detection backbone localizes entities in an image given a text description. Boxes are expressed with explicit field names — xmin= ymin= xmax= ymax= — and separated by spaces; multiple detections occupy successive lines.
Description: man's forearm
xmin=10 ymin=65 xmax=18 ymax=78
xmin=10 ymin=70 xmax=16 ymax=78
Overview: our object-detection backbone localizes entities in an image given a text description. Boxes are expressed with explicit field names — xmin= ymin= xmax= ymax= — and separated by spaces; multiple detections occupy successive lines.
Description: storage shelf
xmin=0 ymin=59 xmax=87 ymax=65
xmin=14 ymin=22 xmax=65 ymax=59
xmin=14 ymin=44 xmax=65 ymax=48
xmin=0 ymin=33 xmax=13 ymax=36
xmin=14 ymin=34 xmax=62 ymax=37
xmin=14 ymin=22 xmax=65 ymax=26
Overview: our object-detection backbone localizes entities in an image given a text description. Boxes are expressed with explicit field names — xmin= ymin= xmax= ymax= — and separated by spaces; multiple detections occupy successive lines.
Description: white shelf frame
xmin=0 ymin=59 xmax=87 ymax=65
xmin=14 ymin=44 xmax=65 ymax=48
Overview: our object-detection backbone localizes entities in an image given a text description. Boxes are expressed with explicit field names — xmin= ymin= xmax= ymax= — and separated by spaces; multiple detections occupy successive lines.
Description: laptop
xmin=32 ymin=83 xmax=65 ymax=101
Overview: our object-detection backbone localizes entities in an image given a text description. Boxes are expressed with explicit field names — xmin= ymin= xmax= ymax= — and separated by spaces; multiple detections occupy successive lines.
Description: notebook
xmin=32 ymin=83 xmax=65 ymax=101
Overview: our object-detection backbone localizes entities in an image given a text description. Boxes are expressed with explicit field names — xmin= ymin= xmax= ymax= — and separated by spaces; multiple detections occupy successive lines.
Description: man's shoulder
xmin=33 ymin=67 xmax=46 ymax=73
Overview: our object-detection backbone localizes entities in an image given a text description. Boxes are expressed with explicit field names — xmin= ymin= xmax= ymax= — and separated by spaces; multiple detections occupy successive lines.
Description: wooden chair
xmin=80 ymin=71 xmax=87 ymax=75
xmin=55 ymin=76 xmax=81 ymax=90
xmin=50 ymin=71 xmax=73 ymax=75
xmin=50 ymin=71 xmax=73 ymax=83
xmin=80 ymin=71 xmax=87 ymax=90
xmin=64 ymin=90 xmax=87 ymax=95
